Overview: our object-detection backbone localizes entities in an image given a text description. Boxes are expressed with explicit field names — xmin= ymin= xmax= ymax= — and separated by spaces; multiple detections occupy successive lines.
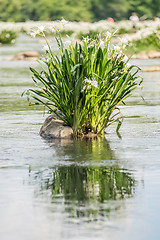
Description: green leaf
xmin=116 ymin=119 xmax=122 ymax=133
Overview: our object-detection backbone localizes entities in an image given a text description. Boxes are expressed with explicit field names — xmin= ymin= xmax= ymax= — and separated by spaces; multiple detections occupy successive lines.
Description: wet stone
xmin=11 ymin=51 xmax=40 ymax=60
xmin=132 ymin=50 xmax=160 ymax=59
xmin=40 ymin=115 xmax=73 ymax=139
xmin=142 ymin=66 xmax=160 ymax=72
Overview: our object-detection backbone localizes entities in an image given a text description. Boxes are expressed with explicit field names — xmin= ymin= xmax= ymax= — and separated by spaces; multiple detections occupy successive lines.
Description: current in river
xmin=0 ymin=34 xmax=160 ymax=240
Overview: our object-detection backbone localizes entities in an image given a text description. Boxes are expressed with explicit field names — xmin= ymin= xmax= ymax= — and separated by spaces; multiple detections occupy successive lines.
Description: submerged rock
xmin=11 ymin=51 xmax=40 ymax=60
xmin=148 ymin=50 xmax=160 ymax=59
xmin=40 ymin=115 xmax=73 ymax=139
xmin=132 ymin=50 xmax=160 ymax=59
xmin=142 ymin=66 xmax=160 ymax=72
xmin=132 ymin=51 xmax=148 ymax=59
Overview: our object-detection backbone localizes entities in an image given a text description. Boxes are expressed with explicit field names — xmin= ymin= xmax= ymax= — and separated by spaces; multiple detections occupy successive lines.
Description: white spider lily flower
xmin=122 ymin=55 xmax=128 ymax=62
xmin=38 ymin=26 xmax=45 ymax=32
xmin=91 ymin=80 xmax=98 ymax=88
xmin=120 ymin=37 xmax=128 ymax=49
xmin=106 ymin=31 xmax=112 ymax=39
xmin=49 ymin=25 xmax=56 ymax=33
xmin=117 ymin=52 xmax=123 ymax=59
xmin=121 ymin=37 xmax=128 ymax=45
xmin=114 ymin=45 xmax=121 ymax=52
xmin=60 ymin=18 xmax=68 ymax=25
xmin=30 ymin=32 xmax=35 ymax=38
xmin=125 ymin=63 xmax=131 ymax=70
xmin=84 ymin=78 xmax=98 ymax=88
xmin=43 ymin=45 xmax=50 ymax=51
xmin=64 ymin=40 xmax=72 ymax=46
xmin=99 ymin=39 xmax=105 ymax=48
xmin=97 ymin=33 xmax=101 ymax=39
xmin=107 ymin=46 xmax=112 ymax=55
xmin=30 ymin=32 xmax=36 ymax=38
xmin=82 ymin=36 xmax=91 ymax=42
xmin=30 ymin=29 xmax=39 ymax=38
xmin=84 ymin=78 xmax=91 ymax=84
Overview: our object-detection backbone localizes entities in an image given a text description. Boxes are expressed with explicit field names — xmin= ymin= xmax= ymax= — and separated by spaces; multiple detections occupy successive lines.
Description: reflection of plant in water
xmin=33 ymin=164 xmax=135 ymax=219
xmin=47 ymin=166 xmax=135 ymax=201
xmin=30 ymin=138 xmax=135 ymax=220
xmin=50 ymin=137 xmax=115 ymax=162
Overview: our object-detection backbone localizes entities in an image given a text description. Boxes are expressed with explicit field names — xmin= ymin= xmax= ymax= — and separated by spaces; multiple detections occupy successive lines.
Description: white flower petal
xmin=122 ymin=55 xmax=128 ymax=62
xmin=60 ymin=18 xmax=68 ymax=25
xmin=38 ymin=26 xmax=45 ymax=32
xmin=43 ymin=45 xmax=50 ymax=51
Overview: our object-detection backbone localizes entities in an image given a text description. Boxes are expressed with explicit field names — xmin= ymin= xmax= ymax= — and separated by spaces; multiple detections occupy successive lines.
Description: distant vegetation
xmin=0 ymin=30 xmax=17 ymax=44
xmin=0 ymin=0 xmax=159 ymax=22
xmin=1 ymin=20 xmax=159 ymax=56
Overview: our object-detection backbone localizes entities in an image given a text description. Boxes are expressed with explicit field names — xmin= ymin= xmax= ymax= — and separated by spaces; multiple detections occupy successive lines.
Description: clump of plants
xmin=26 ymin=22 xmax=142 ymax=137
xmin=0 ymin=30 xmax=18 ymax=44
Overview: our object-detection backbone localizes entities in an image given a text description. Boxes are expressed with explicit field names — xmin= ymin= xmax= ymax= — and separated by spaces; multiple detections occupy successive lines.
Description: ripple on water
xmin=0 ymin=36 xmax=160 ymax=240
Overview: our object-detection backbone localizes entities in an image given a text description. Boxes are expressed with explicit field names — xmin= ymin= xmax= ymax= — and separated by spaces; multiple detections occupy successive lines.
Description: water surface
xmin=0 ymin=34 xmax=160 ymax=240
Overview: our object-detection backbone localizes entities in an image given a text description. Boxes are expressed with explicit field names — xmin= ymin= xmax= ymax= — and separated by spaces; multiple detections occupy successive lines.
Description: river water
xmin=0 ymin=34 xmax=160 ymax=240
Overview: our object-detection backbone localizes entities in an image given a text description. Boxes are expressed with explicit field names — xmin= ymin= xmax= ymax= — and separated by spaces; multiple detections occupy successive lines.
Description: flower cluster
xmin=0 ymin=19 xmax=159 ymax=37
xmin=84 ymin=78 xmax=98 ymax=89
xmin=26 ymin=24 xmax=142 ymax=137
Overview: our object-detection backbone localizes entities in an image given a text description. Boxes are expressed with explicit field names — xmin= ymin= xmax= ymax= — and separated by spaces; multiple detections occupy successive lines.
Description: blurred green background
xmin=0 ymin=0 xmax=159 ymax=22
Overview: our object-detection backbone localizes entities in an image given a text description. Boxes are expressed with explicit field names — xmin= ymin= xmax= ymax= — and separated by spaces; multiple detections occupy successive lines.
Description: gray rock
xmin=11 ymin=51 xmax=40 ymax=60
xmin=142 ymin=66 xmax=160 ymax=72
xmin=132 ymin=51 xmax=148 ymax=59
xmin=132 ymin=50 xmax=160 ymax=59
xmin=148 ymin=50 xmax=160 ymax=59
xmin=40 ymin=115 xmax=73 ymax=139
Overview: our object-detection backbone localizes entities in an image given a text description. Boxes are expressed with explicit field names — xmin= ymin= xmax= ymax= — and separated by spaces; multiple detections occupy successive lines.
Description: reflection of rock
xmin=142 ymin=66 xmax=160 ymax=72
xmin=11 ymin=51 xmax=40 ymax=60
xmin=40 ymin=114 xmax=73 ymax=139
xmin=46 ymin=136 xmax=115 ymax=161
xmin=132 ymin=50 xmax=160 ymax=59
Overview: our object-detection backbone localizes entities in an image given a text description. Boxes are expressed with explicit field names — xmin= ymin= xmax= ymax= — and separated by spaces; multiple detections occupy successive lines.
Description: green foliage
xmin=0 ymin=30 xmax=18 ymax=44
xmin=130 ymin=0 xmax=160 ymax=19
xmin=32 ymin=145 xmax=135 ymax=218
xmin=48 ymin=165 xmax=135 ymax=202
xmin=76 ymin=30 xmax=105 ymax=40
xmin=91 ymin=0 xmax=131 ymax=21
xmin=32 ymin=147 xmax=135 ymax=219
xmin=26 ymin=27 xmax=141 ymax=137
xmin=118 ymin=28 xmax=133 ymax=34
xmin=58 ymin=29 xmax=74 ymax=36
xmin=0 ymin=0 xmax=22 ymax=22
xmin=0 ymin=0 xmax=159 ymax=22
xmin=126 ymin=30 xmax=160 ymax=54
xmin=0 ymin=0 xmax=93 ymax=22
